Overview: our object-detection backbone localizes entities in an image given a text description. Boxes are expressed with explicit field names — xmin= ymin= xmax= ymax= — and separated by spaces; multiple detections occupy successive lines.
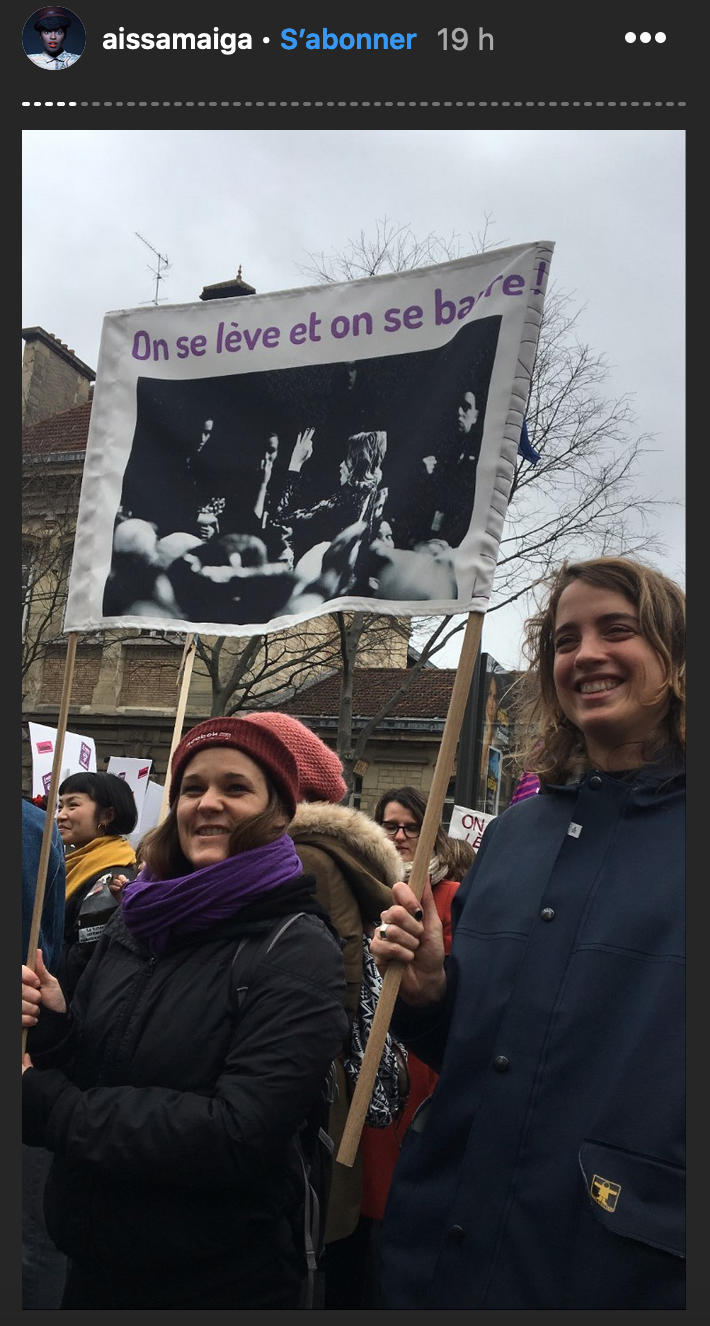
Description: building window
xmin=39 ymin=645 xmax=102 ymax=705
xmin=119 ymin=643 xmax=183 ymax=707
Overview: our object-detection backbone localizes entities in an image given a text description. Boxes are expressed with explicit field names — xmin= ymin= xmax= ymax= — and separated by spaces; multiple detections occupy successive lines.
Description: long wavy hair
xmin=516 ymin=556 xmax=685 ymax=785
xmin=142 ymin=779 xmax=290 ymax=880
xmin=345 ymin=430 xmax=387 ymax=485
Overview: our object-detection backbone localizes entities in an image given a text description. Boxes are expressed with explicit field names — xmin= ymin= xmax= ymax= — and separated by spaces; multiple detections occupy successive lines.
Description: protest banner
xmin=51 ymin=241 xmax=553 ymax=1144
xmin=63 ymin=241 xmax=554 ymax=637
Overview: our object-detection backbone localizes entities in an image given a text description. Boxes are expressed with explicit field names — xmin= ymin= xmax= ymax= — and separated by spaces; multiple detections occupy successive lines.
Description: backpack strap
xmin=294 ymin=1056 xmax=338 ymax=1308
xmin=229 ymin=912 xmax=305 ymax=1013
xmin=229 ymin=912 xmax=335 ymax=1309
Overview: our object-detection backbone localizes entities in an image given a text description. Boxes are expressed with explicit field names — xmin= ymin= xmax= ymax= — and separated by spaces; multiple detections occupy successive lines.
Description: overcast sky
xmin=22 ymin=129 xmax=684 ymax=669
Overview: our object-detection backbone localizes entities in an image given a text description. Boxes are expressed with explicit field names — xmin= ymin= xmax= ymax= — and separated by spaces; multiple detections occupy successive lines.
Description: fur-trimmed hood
xmin=289 ymin=801 xmax=403 ymax=886
xmin=287 ymin=800 xmax=404 ymax=923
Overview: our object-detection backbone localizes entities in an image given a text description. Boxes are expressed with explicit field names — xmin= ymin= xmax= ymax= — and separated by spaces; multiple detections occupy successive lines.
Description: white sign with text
xmin=29 ymin=722 xmax=97 ymax=801
xmin=448 ymin=803 xmax=496 ymax=852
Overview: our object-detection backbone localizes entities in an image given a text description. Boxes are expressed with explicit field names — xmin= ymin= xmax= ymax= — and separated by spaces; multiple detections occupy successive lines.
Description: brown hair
xmin=142 ymin=782 xmax=288 ymax=880
xmin=346 ymin=430 xmax=387 ymax=484
xmin=517 ymin=556 xmax=685 ymax=785
xmin=438 ymin=835 xmax=476 ymax=881
xmin=373 ymin=785 xmax=449 ymax=859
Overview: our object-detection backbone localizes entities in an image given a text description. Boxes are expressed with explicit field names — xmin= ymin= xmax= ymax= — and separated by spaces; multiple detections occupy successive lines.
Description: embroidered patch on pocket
xmin=590 ymin=1174 xmax=621 ymax=1212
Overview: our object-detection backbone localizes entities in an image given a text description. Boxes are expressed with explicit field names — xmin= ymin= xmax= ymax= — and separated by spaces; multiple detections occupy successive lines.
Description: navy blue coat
xmin=382 ymin=762 xmax=685 ymax=1309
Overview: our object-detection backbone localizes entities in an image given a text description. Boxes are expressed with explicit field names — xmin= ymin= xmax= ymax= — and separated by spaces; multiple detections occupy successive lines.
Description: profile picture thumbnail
xmin=23 ymin=6 xmax=85 ymax=70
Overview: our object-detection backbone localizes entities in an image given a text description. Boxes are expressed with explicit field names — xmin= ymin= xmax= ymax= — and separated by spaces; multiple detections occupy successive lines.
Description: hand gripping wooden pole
xmin=23 ymin=631 xmax=78 ymax=1055
xmin=336 ymin=611 xmax=484 ymax=1167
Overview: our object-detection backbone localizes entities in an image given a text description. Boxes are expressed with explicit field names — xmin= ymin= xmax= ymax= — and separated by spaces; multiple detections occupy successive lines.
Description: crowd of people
xmin=23 ymin=554 xmax=685 ymax=1310
xmin=101 ymin=377 xmax=489 ymax=624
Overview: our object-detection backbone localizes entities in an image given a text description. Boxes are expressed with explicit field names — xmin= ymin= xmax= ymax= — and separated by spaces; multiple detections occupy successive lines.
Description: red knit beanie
xmin=241 ymin=712 xmax=347 ymax=804
xmin=170 ymin=717 xmax=299 ymax=816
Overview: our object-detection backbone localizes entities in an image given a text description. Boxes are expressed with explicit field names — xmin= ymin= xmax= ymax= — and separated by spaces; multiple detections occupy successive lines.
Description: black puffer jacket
xmin=23 ymin=880 xmax=347 ymax=1307
xmin=59 ymin=860 xmax=138 ymax=1000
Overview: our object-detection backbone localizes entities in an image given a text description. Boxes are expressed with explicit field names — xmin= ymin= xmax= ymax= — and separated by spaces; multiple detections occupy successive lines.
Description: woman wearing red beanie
xmin=22 ymin=716 xmax=347 ymax=1310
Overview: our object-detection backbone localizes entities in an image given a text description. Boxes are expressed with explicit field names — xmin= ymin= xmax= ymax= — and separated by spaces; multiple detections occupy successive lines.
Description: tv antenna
xmin=135 ymin=232 xmax=171 ymax=304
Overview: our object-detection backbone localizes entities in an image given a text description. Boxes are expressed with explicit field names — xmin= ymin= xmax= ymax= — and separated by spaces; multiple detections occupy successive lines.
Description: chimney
xmin=199 ymin=264 xmax=256 ymax=302
xmin=21 ymin=327 xmax=96 ymax=427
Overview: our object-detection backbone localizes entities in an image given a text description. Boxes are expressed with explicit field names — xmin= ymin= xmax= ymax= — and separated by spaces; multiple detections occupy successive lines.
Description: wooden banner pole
xmin=336 ymin=610 xmax=484 ymax=1168
xmin=23 ymin=631 xmax=79 ymax=1054
xmin=158 ymin=633 xmax=198 ymax=825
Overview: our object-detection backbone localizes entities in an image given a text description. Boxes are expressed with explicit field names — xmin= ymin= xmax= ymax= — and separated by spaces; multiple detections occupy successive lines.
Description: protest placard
xmin=28 ymin=721 xmax=96 ymax=802
xmin=128 ymin=778 xmax=164 ymax=851
xmin=106 ymin=755 xmax=152 ymax=830
xmin=448 ymin=803 xmax=497 ymax=852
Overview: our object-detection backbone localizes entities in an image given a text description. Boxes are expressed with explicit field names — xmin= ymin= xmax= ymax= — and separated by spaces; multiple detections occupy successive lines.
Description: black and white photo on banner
xmin=64 ymin=242 xmax=553 ymax=638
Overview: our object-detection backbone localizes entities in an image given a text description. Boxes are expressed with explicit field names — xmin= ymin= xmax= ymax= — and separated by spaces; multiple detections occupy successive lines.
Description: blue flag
xmin=518 ymin=418 xmax=541 ymax=464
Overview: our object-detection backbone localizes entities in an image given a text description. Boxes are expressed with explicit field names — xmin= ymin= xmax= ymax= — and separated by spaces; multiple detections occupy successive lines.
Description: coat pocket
xmin=408 ymin=1094 xmax=433 ymax=1135
xmin=579 ymin=1139 xmax=685 ymax=1258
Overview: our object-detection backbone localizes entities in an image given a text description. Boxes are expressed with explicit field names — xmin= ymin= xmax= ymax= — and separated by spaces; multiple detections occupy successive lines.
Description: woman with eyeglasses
xmin=373 ymin=787 xmax=469 ymax=947
xmin=355 ymin=786 xmax=473 ymax=1306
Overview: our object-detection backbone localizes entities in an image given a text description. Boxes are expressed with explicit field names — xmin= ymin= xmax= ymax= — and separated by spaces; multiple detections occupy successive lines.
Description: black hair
xmin=57 ymin=771 xmax=138 ymax=835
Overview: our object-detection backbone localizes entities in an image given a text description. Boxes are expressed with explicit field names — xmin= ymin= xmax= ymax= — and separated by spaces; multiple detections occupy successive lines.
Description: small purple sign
xmin=79 ymin=741 xmax=91 ymax=770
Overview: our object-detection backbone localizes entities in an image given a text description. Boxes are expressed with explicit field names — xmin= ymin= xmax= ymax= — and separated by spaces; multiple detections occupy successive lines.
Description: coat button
xmin=589 ymin=774 xmax=603 ymax=789
xmin=449 ymin=1225 xmax=465 ymax=1244
xmin=541 ymin=907 xmax=555 ymax=921
xmin=494 ymin=1055 xmax=509 ymax=1072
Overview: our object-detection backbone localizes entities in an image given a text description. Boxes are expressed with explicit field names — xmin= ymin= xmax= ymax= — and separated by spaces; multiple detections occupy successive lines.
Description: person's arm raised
xmin=288 ymin=427 xmax=315 ymax=473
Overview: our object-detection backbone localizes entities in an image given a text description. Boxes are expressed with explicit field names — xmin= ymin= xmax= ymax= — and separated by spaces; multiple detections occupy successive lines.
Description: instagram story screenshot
xmin=20 ymin=4 xmax=691 ymax=1317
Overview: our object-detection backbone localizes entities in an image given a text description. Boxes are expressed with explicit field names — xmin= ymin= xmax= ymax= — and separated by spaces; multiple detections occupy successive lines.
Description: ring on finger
xmin=379 ymin=921 xmax=390 ymax=940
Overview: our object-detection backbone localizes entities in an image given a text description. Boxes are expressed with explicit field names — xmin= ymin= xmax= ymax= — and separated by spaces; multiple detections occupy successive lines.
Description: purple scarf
xmin=121 ymin=834 xmax=302 ymax=957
